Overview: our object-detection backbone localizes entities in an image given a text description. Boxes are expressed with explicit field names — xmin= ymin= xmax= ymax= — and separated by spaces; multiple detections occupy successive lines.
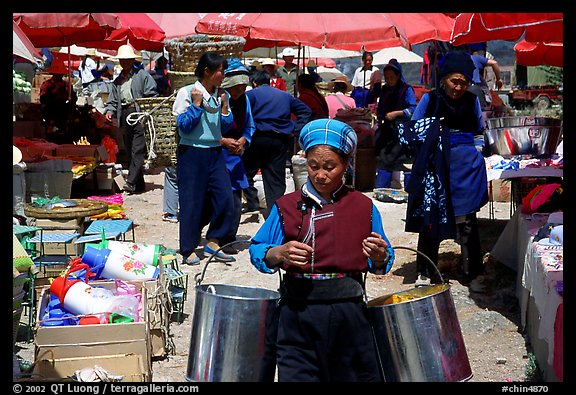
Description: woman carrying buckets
xmin=249 ymin=118 xmax=395 ymax=382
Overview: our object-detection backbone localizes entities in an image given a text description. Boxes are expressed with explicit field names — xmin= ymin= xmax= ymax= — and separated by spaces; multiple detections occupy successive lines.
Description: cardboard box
xmin=34 ymin=280 xmax=152 ymax=381
xmin=489 ymin=179 xmax=512 ymax=202
xmin=34 ymin=353 xmax=150 ymax=382
xmin=13 ymin=120 xmax=47 ymax=139
xmin=25 ymin=171 xmax=73 ymax=201
xmin=54 ymin=144 xmax=101 ymax=161
xmin=95 ymin=165 xmax=115 ymax=191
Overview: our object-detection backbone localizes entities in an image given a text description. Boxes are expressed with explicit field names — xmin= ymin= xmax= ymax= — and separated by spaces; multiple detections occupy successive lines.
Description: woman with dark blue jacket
xmin=406 ymin=52 xmax=488 ymax=287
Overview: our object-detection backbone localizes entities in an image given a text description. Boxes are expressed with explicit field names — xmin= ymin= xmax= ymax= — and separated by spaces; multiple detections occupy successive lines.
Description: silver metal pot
xmin=484 ymin=116 xmax=562 ymax=157
xmin=186 ymin=283 xmax=280 ymax=382
xmin=367 ymin=284 xmax=472 ymax=382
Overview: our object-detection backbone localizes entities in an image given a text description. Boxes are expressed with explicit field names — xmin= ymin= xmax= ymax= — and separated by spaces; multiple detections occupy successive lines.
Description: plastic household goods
xmin=101 ymin=240 xmax=161 ymax=266
xmin=49 ymin=264 xmax=143 ymax=321
xmin=82 ymin=246 xmax=159 ymax=281
xmin=40 ymin=295 xmax=77 ymax=326
xmin=49 ymin=264 xmax=108 ymax=317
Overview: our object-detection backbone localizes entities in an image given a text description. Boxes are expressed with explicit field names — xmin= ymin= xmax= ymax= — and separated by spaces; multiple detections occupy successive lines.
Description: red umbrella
xmin=146 ymin=13 xmax=206 ymax=39
xmin=277 ymin=57 xmax=336 ymax=68
xmin=514 ymin=40 xmax=563 ymax=67
xmin=79 ymin=13 xmax=166 ymax=52
xmin=387 ymin=13 xmax=455 ymax=44
xmin=196 ymin=13 xmax=409 ymax=51
xmin=450 ymin=13 xmax=563 ymax=46
xmin=13 ymin=20 xmax=42 ymax=64
xmin=13 ymin=13 xmax=121 ymax=48
xmin=13 ymin=13 xmax=121 ymax=109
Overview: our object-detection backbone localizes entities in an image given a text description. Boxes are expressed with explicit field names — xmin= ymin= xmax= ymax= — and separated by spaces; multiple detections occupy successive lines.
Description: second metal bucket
xmin=186 ymin=282 xmax=280 ymax=382
xmin=367 ymin=284 xmax=472 ymax=382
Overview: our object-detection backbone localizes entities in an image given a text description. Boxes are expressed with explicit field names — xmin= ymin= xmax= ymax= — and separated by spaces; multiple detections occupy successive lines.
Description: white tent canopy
xmin=372 ymin=46 xmax=423 ymax=65
xmin=244 ymin=45 xmax=361 ymax=60
xmin=58 ymin=45 xmax=113 ymax=59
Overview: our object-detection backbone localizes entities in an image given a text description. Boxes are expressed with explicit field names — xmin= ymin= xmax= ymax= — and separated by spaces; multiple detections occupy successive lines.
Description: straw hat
xmin=115 ymin=44 xmax=141 ymax=60
xmin=307 ymin=59 xmax=318 ymax=68
xmin=260 ymin=58 xmax=279 ymax=69
xmin=85 ymin=48 xmax=97 ymax=56
xmin=250 ymin=59 xmax=262 ymax=69
xmin=47 ymin=59 xmax=68 ymax=75
xmin=13 ymin=146 xmax=22 ymax=165
xmin=327 ymin=75 xmax=353 ymax=93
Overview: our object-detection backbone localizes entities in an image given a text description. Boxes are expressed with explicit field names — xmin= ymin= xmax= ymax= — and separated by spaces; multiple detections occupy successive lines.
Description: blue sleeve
xmin=249 ymin=204 xmax=285 ymax=274
xmin=243 ymin=99 xmax=256 ymax=145
xmin=220 ymin=111 xmax=234 ymax=133
xmin=402 ymin=86 xmax=418 ymax=118
xmin=473 ymin=98 xmax=485 ymax=134
xmin=291 ymin=97 xmax=313 ymax=134
xmin=411 ymin=93 xmax=430 ymax=120
xmin=176 ymin=104 xmax=203 ymax=134
xmin=369 ymin=204 xmax=395 ymax=275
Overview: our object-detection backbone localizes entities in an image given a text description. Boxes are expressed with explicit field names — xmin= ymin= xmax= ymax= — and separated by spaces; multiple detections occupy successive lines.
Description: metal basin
xmin=484 ymin=116 xmax=562 ymax=157
xmin=367 ymin=284 xmax=472 ymax=382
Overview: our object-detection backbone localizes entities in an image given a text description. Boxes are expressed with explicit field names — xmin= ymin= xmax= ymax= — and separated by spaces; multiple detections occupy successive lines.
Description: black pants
xmin=242 ymin=131 xmax=292 ymax=218
xmin=416 ymin=213 xmax=483 ymax=279
xmin=275 ymin=299 xmax=383 ymax=382
xmin=121 ymin=106 xmax=146 ymax=190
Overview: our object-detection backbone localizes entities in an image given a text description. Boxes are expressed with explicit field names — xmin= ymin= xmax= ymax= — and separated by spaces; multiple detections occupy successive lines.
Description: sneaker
xmin=162 ymin=213 xmax=178 ymax=223
xmin=204 ymin=243 xmax=235 ymax=263
xmin=221 ymin=244 xmax=240 ymax=255
xmin=123 ymin=182 xmax=136 ymax=194
xmin=241 ymin=207 xmax=259 ymax=214
xmin=182 ymin=252 xmax=201 ymax=266
xmin=415 ymin=274 xmax=431 ymax=288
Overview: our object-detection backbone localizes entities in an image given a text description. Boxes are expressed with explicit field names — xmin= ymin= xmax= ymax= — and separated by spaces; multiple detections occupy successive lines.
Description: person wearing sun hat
xmin=260 ymin=58 xmax=286 ymax=91
xmin=407 ymin=51 xmax=487 ymax=287
xmin=277 ymin=47 xmax=301 ymax=96
xmin=40 ymin=58 xmax=76 ymax=134
xmin=325 ymin=76 xmax=356 ymax=119
xmin=249 ymin=117 xmax=395 ymax=382
xmin=306 ymin=59 xmax=322 ymax=83
xmin=104 ymin=44 xmax=158 ymax=194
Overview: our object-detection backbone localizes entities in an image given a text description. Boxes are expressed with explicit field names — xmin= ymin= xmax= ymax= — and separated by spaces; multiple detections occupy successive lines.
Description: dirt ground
xmin=131 ymin=168 xmax=530 ymax=383
xmin=15 ymin=168 xmax=533 ymax=383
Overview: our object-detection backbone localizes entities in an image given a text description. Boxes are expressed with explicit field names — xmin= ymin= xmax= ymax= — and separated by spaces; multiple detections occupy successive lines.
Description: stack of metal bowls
xmin=484 ymin=116 xmax=562 ymax=157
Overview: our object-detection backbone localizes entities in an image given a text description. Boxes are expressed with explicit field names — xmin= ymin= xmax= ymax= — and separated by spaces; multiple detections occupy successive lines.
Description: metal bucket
xmin=484 ymin=116 xmax=562 ymax=157
xmin=367 ymin=284 xmax=472 ymax=382
xmin=186 ymin=258 xmax=280 ymax=382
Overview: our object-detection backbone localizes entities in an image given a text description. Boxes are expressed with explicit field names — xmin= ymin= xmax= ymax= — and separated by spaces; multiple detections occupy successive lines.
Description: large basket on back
xmin=135 ymin=96 xmax=178 ymax=168
xmin=165 ymin=34 xmax=246 ymax=73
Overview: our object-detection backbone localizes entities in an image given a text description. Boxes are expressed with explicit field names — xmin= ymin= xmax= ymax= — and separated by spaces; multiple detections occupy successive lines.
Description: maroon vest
xmin=276 ymin=188 xmax=373 ymax=274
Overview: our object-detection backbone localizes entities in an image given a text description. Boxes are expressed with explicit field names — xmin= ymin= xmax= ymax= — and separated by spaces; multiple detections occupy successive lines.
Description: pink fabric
xmin=521 ymin=183 xmax=561 ymax=214
xmin=325 ymin=93 xmax=356 ymax=119
xmin=553 ymin=303 xmax=563 ymax=381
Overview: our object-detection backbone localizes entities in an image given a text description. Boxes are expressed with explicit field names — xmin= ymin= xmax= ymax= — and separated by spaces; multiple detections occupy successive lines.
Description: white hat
xmin=281 ymin=47 xmax=297 ymax=57
xmin=13 ymin=145 xmax=22 ymax=165
xmin=116 ymin=44 xmax=140 ymax=60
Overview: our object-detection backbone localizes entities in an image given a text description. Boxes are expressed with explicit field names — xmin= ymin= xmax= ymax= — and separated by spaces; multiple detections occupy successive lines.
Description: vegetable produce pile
xmin=13 ymin=70 xmax=32 ymax=94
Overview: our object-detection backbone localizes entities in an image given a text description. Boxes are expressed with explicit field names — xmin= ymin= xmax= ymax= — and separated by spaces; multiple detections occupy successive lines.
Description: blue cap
xmin=82 ymin=246 xmax=111 ymax=268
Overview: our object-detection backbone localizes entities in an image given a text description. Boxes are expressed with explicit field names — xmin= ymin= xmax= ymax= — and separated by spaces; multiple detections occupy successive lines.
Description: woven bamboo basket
xmin=135 ymin=96 xmax=178 ymax=168
xmin=167 ymin=71 xmax=198 ymax=91
xmin=165 ymin=34 xmax=246 ymax=73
